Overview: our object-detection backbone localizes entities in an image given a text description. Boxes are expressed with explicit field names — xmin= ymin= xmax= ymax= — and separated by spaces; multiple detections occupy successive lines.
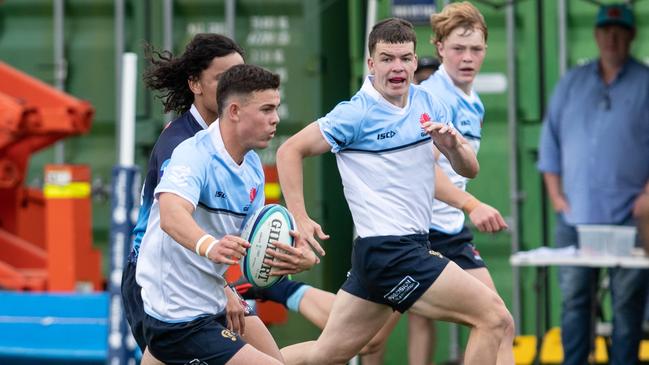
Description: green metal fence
xmin=1 ymin=0 xmax=648 ymax=363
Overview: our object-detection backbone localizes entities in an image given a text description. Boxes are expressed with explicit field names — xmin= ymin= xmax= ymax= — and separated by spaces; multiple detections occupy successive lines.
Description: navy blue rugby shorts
xmin=122 ymin=252 xmax=255 ymax=353
xmin=341 ymin=234 xmax=450 ymax=313
xmin=121 ymin=256 xmax=147 ymax=351
xmin=143 ymin=312 xmax=246 ymax=365
xmin=428 ymin=226 xmax=486 ymax=270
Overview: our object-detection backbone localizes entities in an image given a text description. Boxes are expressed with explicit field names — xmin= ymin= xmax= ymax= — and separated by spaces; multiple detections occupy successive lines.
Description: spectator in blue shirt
xmin=538 ymin=4 xmax=649 ymax=365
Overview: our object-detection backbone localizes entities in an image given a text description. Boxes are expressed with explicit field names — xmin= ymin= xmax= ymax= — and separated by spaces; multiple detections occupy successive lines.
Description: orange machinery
xmin=0 ymin=61 xmax=102 ymax=291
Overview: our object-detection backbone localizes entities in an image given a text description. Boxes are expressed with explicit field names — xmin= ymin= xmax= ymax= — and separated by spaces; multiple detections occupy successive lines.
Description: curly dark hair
xmin=216 ymin=64 xmax=280 ymax=116
xmin=143 ymin=33 xmax=245 ymax=114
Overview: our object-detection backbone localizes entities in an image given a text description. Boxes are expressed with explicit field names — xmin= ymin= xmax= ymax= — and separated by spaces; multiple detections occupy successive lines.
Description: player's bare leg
xmin=408 ymin=313 xmax=436 ymax=365
xmin=298 ymin=287 xmax=336 ymax=329
xmin=140 ymin=348 xmax=164 ymax=365
xmin=361 ymin=343 xmax=386 ymax=365
xmin=361 ymin=312 xmax=401 ymax=364
xmin=299 ymin=284 xmax=403 ymax=358
xmin=465 ymin=267 xmax=515 ymax=365
xmin=410 ymin=262 xmax=514 ymax=365
xmin=241 ymin=315 xmax=283 ymax=362
xmin=226 ymin=344 xmax=283 ymax=365
xmin=282 ymin=290 xmax=393 ymax=365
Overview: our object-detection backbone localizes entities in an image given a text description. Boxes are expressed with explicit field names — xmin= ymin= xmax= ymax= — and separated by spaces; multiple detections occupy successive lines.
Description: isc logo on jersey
xmin=240 ymin=204 xmax=296 ymax=288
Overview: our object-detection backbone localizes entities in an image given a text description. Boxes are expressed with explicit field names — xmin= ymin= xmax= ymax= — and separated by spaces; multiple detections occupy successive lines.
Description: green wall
xmin=2 ymin=0 xmax=648 ymax=363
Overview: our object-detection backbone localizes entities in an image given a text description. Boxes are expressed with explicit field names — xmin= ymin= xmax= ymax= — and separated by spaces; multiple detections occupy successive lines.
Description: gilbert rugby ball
xmin=240 ymin=204 xmax=296 ymax=288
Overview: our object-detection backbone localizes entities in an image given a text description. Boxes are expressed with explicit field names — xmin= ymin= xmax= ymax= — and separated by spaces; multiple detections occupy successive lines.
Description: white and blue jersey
xmin=318 ymin=76 xmax=453 ymax=238
xmin=136 ymin=120 xmax=265 ymax=322
xmin=420 ymin=65 xmax=484 ymax=234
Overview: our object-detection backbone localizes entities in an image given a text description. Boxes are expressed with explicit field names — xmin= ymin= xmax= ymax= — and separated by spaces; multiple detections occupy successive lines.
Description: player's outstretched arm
xmin=265 ymin=231 xmax=321 ymax=275
xmin=434 ymin=165 xmax=507 ymax=233
xmin=158 ymin=192 xmax=250 ymax=264
xmin=276 ymin=122 xmax=331 ymax=257
xmin=467 ymin=202 xmax=508 ymax=233
xmin=434 ymin=164 xmax=474 ymax=208
xmin=424 ymin=122 xmax=479 ymax=178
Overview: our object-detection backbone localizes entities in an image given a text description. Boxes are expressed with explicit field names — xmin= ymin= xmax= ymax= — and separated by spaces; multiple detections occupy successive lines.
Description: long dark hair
xmin=143 ymin=33 xmax=245 ymax=114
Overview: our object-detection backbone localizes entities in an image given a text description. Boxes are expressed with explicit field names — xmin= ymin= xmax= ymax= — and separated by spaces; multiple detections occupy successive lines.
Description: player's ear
xmin=436 ymin=41 xmax=444 ymax=59
xmin=367 ymin=56 xmax=375 ymax=75
xmin=226 ymin=101 xmax=240 ymax=122
xmin=188 ymin=76 xmax=201 ymax=95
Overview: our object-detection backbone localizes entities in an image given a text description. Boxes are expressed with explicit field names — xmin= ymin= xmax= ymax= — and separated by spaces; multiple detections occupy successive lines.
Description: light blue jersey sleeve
xmin=317 ymin=97 xmax=367 ymax=153
xmin=154 ymin=138 xmax=208 ymax=207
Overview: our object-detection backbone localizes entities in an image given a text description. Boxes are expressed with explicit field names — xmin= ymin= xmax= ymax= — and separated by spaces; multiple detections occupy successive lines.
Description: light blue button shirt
xmin=538 ymin=58 xmax=649 ymax=225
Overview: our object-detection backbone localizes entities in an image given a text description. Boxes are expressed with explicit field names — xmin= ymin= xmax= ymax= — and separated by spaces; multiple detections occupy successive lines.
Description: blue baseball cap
xmin=596 ymin=3 xmax=635 ymax=29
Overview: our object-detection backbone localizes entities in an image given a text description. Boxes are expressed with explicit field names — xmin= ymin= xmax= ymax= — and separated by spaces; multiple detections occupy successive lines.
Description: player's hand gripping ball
xmin=240 ymin=204 xmax=296 ymax=288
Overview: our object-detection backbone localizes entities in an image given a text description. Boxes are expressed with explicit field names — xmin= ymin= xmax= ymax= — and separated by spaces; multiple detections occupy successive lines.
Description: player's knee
xmin=312 ymin=346 xmax=356 ymax=364
xmin=329 ymin=352 xmax=355 ymax=364
xmin=480 ymin=296 xmax=514 ymax=339
xmin=360 ymin=337 xmax=387 ymax=355
xmin=494 ymin=310 xmax=515 ymax=341
xmin=498 ymin=309 xmax=516 ymax=341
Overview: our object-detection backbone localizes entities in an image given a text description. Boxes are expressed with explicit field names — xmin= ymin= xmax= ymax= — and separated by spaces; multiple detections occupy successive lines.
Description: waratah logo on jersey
xmin=249 ymin=187 xmax=257 ymax=202
xmin=419 ymin=113 xmax=431 ymax=125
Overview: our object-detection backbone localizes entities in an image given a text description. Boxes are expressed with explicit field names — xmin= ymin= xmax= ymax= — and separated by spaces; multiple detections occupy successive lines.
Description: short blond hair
xmin=430 ymin=2 xmax=488 ymax=47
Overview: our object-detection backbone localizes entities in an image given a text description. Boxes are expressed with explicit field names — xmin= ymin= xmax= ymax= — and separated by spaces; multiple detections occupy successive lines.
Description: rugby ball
xmin=240 ymin=204 xmax=296 ymax=288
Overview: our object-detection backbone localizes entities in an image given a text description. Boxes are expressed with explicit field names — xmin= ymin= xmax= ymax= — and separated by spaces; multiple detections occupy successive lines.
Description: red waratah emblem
xmin=249 ymin=187 xmax=257 ymax=202
xmin=419 ymin=113 xmax=431 ymax=125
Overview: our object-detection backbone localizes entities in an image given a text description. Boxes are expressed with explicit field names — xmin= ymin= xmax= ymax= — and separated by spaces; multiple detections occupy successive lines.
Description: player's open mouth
xmin=389 ymin=77 xmax=406 ymax=85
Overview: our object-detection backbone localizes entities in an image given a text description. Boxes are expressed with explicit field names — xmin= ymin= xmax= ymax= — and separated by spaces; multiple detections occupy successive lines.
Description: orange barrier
xmin=44 ymin=165 xmax=102 ymax=291
xmin=0 ymin=62 xmax=100 ymax=291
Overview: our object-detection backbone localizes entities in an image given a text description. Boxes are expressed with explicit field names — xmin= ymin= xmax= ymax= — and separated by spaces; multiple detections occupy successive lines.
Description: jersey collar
xmin=208 ymin=119 xmax=246 ymax=170
xmin=437 ymin=64 xmax=478 ymax=104
xmin=362 ymin=75 xmax=411 ymax=114
xmin=190 ymin=104 xmax=210 ymax=130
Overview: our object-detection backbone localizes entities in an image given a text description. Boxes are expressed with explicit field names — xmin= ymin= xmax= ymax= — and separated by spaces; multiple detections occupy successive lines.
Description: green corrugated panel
xmin=7 ymin=0 xmax=647 ymax=362
xmin=142 ymin=0 xmax=351 ymax=347
xmin=0 ymin=0 xmax=354 ymax=350
xmin=517 ymin=0 xmax=649 ymax=337
xmin=0 ymin=0 xmax=121 ymax=266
